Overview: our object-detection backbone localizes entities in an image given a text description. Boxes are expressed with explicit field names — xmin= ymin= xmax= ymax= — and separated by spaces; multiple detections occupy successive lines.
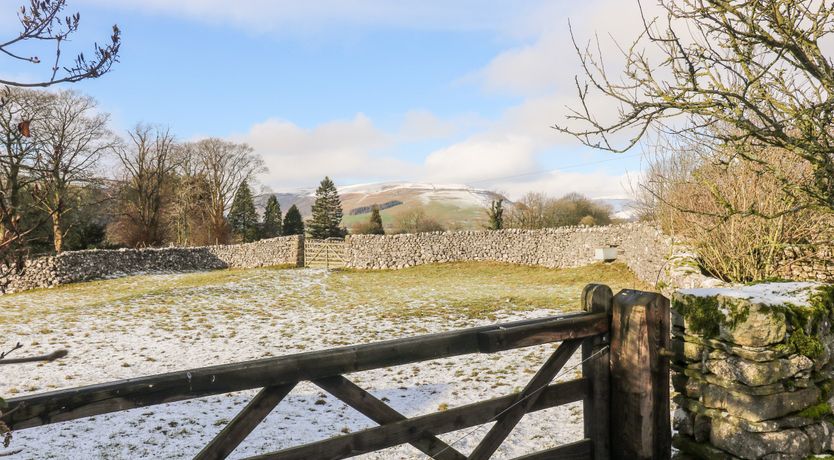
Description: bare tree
xmin=0 ymin=2 xmax=113 ymax=440
xmin=32 ymin=90 xmax=114 ymax=252
xmin=167 ymin=143 xmax=212 ymax=246
xmin=190 ymin=138 xmax=265 ymax=244
xmin=639 ymin=136 xmax=825 ymax=282
xmin=0 ymin=88 xmax=50 ymax=281
xmin=111 ymin=124 xmax=177 ymax=247
xmin=556 ymin=0 xmax=834 ymax=214
xmin=508 ymin=192 xmax=552 ymax=230
xmin=1 ymin=0 xmax=120 ymax=88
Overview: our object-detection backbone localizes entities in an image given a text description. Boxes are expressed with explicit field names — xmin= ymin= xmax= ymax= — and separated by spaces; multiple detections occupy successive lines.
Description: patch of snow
xmin=0 ymin=268 xmax=585 ymax=459
xmin=418 ymin=189 xmax=494 ymax=208
xmin=678 ymin=282 xmax=823 ymax=306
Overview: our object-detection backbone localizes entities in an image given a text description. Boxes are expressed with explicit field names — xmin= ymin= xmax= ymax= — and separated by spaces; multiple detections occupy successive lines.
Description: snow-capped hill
xmin=256 ymin=181 xmax=506 ymax=231
xmin=339 ymin=182 xmax=498 ymax=210
xmin=256 ymin=181 xmax=637 ymax=230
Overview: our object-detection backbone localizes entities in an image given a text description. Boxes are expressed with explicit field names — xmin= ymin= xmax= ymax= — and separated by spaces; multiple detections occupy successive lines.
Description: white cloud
xmin=230 ymin=107 xmax=637 ymax=200
xmin=424 ymin=136 xmax=537 ymax=184
xmin=232 ymin=114 xmax=413 ymax=189
xmin=494 ymin=170 xmax=633 ymax=200
xmin=477 ymin=0 xmax=666 ymax=97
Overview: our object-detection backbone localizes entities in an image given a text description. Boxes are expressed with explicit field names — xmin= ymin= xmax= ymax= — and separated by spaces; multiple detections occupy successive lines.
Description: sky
xmin=0 ymin=0 xmax=656 ymax=199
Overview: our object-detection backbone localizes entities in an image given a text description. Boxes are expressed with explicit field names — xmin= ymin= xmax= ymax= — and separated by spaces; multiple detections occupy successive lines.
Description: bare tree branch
xmin=0 ymin=0 xmax=120 ymax=88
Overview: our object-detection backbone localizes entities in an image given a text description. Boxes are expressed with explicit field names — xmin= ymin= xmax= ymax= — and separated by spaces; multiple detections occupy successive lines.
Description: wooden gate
xmin=2 ymin=284 xmax=671 ymax=460
xmin=304 ymin=238 xmax=347 ymax=269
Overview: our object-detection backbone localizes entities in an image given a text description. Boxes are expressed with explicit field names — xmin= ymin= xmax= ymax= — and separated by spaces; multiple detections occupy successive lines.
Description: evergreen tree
xmin=487 ymin=199 xmax=504 ymax=230
xmin=308 ymin=176 xmax=344 ymax=239
xmin=368 ymin=205 xmax=385 ymax=235
xmin=261 ymin=195 xmax=282 ymax=238
xmin=283 ymin=204 xmax=305 ymax=235
xmin=227 ymin=180 xmax=259 ymax=242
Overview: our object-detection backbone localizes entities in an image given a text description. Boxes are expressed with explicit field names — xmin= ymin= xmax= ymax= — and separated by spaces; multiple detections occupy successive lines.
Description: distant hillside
xmin=255 ymin=182 xmax=637 ymax=232
xmin=256 ymin=182 xmax=507 ymax=232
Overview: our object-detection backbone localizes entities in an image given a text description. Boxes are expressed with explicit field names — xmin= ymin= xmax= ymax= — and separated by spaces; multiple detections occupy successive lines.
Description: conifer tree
xmin=308 ymin=176 xmax=344 ymax=239
xmin=283 ymin=204 xmax=305 ymax=235
xmin=227 ymin=180 xmax=259 ymax=242
xmin=261 ymin=195 xmax=282 ymax=238
xmin=487 ymin=199 xmax=504 ymax=230
xmin=368 ymin=205 xmax=385 ymax=235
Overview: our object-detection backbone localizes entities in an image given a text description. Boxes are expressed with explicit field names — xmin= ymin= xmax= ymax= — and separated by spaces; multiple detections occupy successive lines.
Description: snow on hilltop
xmin=256 ymin=182 xmax=506 ymax=230
xmin=255 ymin=181 xmax=638 ymax=229
xmin=337 ymin=182 xmax=497 ymax=209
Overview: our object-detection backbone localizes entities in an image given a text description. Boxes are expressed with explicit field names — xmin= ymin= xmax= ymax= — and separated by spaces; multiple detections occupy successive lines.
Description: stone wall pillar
xmin=671 ymin=283 xmax=834 ymax=459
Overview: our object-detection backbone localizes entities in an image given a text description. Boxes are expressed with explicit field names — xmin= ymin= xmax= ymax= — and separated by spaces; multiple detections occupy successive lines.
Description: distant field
xmin=1 ymin=262 xmax=646 ymax=459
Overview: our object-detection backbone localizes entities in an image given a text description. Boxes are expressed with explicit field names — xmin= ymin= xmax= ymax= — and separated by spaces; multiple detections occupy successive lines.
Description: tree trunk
xmin=52 ymin=213 xmax=63 ymax=253
xmin=52 ymin=191 xmax=64 ymax=253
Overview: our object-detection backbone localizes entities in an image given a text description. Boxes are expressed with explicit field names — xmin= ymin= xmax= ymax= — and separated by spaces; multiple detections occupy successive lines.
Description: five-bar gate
xmin=2 ymin=284 xmax=671 ymax=459
xmin=304 ymin=238 xmax=347 ymax=269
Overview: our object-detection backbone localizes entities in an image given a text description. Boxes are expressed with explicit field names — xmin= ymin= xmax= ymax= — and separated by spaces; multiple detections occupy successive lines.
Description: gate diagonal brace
xmin=313 ymin=375 xmax=466 ymax=460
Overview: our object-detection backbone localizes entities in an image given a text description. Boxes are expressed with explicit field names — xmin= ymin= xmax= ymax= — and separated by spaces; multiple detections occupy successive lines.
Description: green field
xmin=1 ymin=261 xmax=647 ymax=327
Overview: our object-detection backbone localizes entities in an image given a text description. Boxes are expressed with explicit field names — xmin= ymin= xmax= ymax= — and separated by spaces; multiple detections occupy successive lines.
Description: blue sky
xmin=1 ymin=0 xmax=650 ymax=198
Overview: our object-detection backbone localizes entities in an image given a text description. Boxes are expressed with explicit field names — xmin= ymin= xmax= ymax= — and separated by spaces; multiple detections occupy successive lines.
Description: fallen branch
xmin=0 ymin=349 xmax=67 ymax=365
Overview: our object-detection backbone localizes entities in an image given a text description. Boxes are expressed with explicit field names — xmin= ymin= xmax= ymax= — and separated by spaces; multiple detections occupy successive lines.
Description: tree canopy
xmin=283 ymin=204 xmax=304 ymax=236
xmin=228 ymin=180 xmax=258 ymax=243
xmin=261 ymin=195 xmax=282 ymax=238
xmin=308 ymin=176 xmax=344 ymax=239
xmin=367 ymin=205 xmax=385 ymax=235
xmin=487 ymin=199 xmax=504 ymax=230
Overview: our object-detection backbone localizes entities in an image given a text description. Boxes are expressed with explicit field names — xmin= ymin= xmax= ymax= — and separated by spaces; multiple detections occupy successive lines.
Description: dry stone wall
xmin=2 ymin=223 xmax=714 ymax=294
xmin=671 ymin=283 xmax=834 ymax=459
xmin=345 ymin=223 xmax=678 ymax=286
xmin=2 ymin=235 xmax=302 ymax=294
xmin=778 ymin=245 xmax=834 ymax=283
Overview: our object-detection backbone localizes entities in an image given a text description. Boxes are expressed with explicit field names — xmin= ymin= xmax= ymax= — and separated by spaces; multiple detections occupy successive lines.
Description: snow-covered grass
xmin=0 ymin=262 xmax=645 ymax=459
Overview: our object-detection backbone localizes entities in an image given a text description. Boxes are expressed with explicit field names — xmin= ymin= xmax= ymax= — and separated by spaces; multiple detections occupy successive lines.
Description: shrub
xmin=507 ymin=192 xmax=611 ymax=229
xmin=638 ymin=138 xmax=829 ymax=282
xmin=396 ymin=208 xmax=445 ymax=234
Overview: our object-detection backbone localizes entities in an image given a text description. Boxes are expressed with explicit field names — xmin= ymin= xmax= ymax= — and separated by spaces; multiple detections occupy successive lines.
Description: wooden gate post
xmin=609 ymin=289 xmax=671 ymax=460
xmin=582 ymin=284 xmax=612 ymax=460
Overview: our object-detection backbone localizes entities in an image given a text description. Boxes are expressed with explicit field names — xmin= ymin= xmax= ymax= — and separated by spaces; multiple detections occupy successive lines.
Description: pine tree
xmin=368 ymin=205 xmax=385 ymax=235
xmin=261 ymin=195 xmax=282 ymax=238
xmin=227 ymin=180 xmax=259 ymax=242
xmin=487 ymin=199 xmax=504 ymax=230
xmin=308 ymin=176 xmax=344 ymax=239
xmin=283 ymin=204 xmax=305 ymax=235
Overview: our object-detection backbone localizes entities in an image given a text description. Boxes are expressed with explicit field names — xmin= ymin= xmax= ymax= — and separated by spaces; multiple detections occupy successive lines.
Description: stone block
xmin=701 ymin=384 xmax=820 ymax=422
xmin=706 ymin=354 xmax=813 ymax=387
xmin=711 ymin=418 xmax=810 ymax=460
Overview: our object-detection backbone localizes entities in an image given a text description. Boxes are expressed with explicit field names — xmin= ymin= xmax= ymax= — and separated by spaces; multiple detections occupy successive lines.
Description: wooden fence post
xmin=582 ymin=284 xmax=612 ymax=460
xmin=609 ymin=289 xmax=671 ymax=460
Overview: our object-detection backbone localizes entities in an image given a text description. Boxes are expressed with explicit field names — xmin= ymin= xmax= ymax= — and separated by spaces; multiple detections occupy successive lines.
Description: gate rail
xmin=304 ymin=237 xmax=346 ymax=269
xmin=2 ymin=284 xmax=670 ymax=460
